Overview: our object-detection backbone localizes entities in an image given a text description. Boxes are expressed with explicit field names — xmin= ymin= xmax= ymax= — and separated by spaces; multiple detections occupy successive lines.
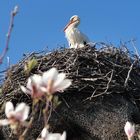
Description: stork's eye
xmin=71 ymin=18 xmax=75 ymax=21
xmin=71 ymin=17 xmax=77 ymax=22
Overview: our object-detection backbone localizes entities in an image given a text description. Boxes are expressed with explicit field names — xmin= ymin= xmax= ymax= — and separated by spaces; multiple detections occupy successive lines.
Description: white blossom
xmin=38 ymin=127 xmax=66 ymax=140
xmin=0 ymin=101 xmax=29 ymax=127
xmin=21 ymin=74 xmax=44 ymax=99
xmin=42 ymin=68 xmax=71 ymax=94
xmin=21 ymin=68 xmax=72 ymax=97
xmin=124 ymin=121 xmax=135 ymax=139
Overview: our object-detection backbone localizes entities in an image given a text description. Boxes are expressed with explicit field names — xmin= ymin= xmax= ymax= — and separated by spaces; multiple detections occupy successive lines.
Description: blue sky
xmin=0 ymin=0 xmax=140 ymax=68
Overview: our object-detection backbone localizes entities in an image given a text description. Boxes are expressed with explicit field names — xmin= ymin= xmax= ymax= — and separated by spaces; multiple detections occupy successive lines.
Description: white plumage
xmin=64 ymin=15 xmax=89 ymax=48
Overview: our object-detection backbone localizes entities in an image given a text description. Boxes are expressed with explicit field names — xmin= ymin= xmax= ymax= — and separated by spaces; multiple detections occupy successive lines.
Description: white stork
xmin=63 ymin=15 xmax=90 ymax=48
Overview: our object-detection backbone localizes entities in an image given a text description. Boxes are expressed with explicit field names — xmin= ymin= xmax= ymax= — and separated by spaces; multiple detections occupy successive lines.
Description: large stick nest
xmin=0 ymin=42 xmax=140 ymax=140
xmin=1 ymin=43 xmax=140 ymax=103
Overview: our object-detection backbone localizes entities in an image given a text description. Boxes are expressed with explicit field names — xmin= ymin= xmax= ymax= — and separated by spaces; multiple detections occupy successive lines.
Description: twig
xmin=19 ymin=117 xmax=34 ymax=140
xmin=0 ymin=5 xmax=18 ymax=64
xmin=81 ymin=78 xmax=98 ymax=82
xmin=84 ymin=70 xmax=114 ymax=101
xmin=46 ymin=101 xmax=52 ymax=124
xmin=92 ymin=70 xmax=114 ymax=98
xmin=84 ymin=88 xmax=98 ymax=101
xmin=20 ymin=100 xmax=38 ymax=140
xmin=42 ymin=95 xmax=53 ymax=128
xmin=124 ymin=62 xmax=135 ymax=87
xmin=131 ymin=39 xmax=139 ymax=59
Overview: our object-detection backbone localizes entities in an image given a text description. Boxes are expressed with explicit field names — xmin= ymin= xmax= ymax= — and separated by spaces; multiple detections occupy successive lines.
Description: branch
xmin=84 ymin=70 xmax=114 ymax=101
xmin=131 ymin=39 xmax=140 ymax=60
xmin=93 ymin=70 xmax=114 ymax=98
xmin=0 ymin=5 xmax=19 ymax=64
xmin=124 ymin=62 xmax=135 ymax=87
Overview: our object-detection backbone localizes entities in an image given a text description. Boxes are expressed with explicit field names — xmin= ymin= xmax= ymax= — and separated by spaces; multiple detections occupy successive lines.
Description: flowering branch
xmin=20 ymin=67 xmax=71 ymax=139
xmin=19 ymin=99 xmax=39 ymax=140
xmin=0 ymin=5 xmax=18 ymax=64
xmin=0 ymin=67 xmax=71 ymax=139
xmin=0 ymin=101 xmax=30 ymax=135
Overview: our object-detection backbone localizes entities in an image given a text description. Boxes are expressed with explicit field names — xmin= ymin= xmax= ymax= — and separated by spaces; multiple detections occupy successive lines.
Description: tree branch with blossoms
xmin=0 ymin=101 xmax=30 ymax=136
xmin=0 ymin=5 xmax=18 ymax=64
xmin=0 ymin=67 xmax=71 ymax=140
xmin=18 ymin=67 xmax=71 ymax=140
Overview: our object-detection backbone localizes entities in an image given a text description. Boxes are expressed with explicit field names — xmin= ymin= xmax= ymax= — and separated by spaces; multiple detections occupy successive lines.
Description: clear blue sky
xmin=0 ymin=0 xmax=140 ymax=68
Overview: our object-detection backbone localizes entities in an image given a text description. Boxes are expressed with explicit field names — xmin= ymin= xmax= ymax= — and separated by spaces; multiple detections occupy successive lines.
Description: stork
xmin=64 ymin=15 xmax=90 ymax=48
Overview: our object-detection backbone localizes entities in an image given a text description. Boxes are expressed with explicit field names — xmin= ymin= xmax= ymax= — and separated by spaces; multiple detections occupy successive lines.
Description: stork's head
xmin=64 ymin=15 xmax=80 ymax=32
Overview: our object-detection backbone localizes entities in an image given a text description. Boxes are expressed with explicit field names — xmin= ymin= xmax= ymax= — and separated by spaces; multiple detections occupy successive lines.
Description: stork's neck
xmin=65 ymin=21 xmax=79 ymax=32
xmin=65 ymin=25 xmax=78 ymax=33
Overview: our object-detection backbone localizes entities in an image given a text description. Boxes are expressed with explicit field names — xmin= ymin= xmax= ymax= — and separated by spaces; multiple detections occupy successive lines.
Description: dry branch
xmin=0 ymin=6 xmax=18 ymax=64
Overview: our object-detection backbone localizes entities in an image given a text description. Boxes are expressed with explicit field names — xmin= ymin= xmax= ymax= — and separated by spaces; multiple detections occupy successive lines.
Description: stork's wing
xmin=65 ymin=28 xmax=90 ymax=48
xmin=75 ymin=29 xmax=89 ymax=44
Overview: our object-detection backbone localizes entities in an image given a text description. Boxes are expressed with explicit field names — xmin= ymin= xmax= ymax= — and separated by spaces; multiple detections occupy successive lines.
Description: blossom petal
xmin=15 ymin=103 xmax=30 ymax=121
xmin=53 ymin=73 xmax=66 ymax=89
xmin=124 ymin=121 xmax=135 ymax=138
xmin=27 ymin=75 xmax=42 ymax=90
xmin=42 ymin=68 xmax=58 ymax=83
xmin=5 ymin=102 xmax=14 ymax=118
xmin=0 ymin=119 xmax=10 ymax=126
xmin=61 ymin=131 xmax=66 ymax=140
xmin=20 ymin=86 xmax=31 ymax=94
xmin=40 ymin=128 xmax=66 ymax=140
xmin=41 ymin=127 xmax=48 ymax=138
xmin=55 ymin=79 xmax=71 ymax=91
xmin=26 ymin=78 xmax=32 ymax=90
xmin=31 ymin=74 xmax=43 ymax=85
xmin=40 ymin=87 xmax=48 ymax=93
xmin=47 ymin=133 xmax=62 ymax=140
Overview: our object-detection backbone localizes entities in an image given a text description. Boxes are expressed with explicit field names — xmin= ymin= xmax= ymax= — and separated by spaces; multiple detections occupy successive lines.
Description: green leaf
xmin=53 ymin=96 xmax=61 ymax=109
xmin=24 ymin=58 xmax=38 ymax=74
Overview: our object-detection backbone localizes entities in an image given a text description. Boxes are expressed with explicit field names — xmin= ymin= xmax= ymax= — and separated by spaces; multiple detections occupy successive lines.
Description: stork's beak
xmin=63 ymin=21 xmax=72 ymax=32
xmin=63 ymin=20 xmax=76 ymax=32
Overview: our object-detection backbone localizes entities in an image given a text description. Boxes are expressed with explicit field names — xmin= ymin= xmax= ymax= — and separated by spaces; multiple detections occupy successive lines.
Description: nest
xmin=0 ymin=42 xmax=140 ymax=140
xmin=1 ymin=43 xmax=140 ymax=103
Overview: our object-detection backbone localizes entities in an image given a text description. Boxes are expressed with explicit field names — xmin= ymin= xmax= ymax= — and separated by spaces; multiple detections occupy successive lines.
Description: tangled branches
xmin=1 ymin=42 xmax=140 ymax=104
